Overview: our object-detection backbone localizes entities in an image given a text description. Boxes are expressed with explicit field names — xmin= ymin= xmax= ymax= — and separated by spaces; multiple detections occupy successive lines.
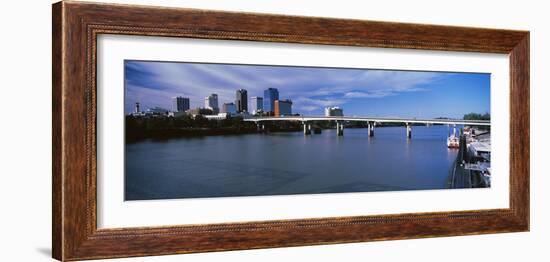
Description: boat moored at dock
xmin=447 ymin=127 xmax=459 ymax=148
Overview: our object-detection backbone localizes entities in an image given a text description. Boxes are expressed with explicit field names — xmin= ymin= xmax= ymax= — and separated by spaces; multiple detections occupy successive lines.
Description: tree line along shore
xmin=126 ymin=112 xmax=490 ymax=142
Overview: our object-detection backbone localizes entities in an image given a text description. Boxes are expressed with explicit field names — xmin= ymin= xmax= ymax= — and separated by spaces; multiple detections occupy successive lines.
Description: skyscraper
xmin=172 ymin=96 xmax=190 ymax=112
xmin=263 ymin=88 xmax=279 ymax=115
xmin=235 ymin=89 xmax=248 ymax=113
xmin=250 ymin=96 xmax=263 ymax=115
xmin=204 ymin=94 xmax=219 ymax=111
xmin=222 ymin=102 xmax=237 ymax=115
xmin=274 ymin=99 xmax=292 ymax=117
xmin=325 ymin=107 xmax=343 ymax=116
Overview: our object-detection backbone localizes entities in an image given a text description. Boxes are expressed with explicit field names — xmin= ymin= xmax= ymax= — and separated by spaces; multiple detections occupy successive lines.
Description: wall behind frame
xmin=0 ymin=0 xmax=546 ymax=261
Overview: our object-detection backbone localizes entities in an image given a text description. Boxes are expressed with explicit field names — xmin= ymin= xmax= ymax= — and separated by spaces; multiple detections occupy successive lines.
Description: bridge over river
xmin=243 ymin=116 xmax=490 ymax=138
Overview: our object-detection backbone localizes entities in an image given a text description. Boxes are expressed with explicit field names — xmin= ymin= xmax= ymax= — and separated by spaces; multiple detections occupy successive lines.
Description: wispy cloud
xmin=344 ymin=91 xmax=394 ymax=98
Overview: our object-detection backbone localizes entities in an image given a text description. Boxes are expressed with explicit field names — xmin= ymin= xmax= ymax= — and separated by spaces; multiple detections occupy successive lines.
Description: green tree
xmin=463 ymin=112 xmax=490 ymax=120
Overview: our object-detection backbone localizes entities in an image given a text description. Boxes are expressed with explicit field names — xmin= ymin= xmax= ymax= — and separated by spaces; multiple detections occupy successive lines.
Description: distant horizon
xmin=124 ymin=60 xmax=491 ymax=119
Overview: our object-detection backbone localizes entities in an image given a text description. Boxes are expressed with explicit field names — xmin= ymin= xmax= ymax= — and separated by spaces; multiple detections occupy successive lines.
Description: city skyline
xmin=125 ymin=60 xmax=490 ymax=118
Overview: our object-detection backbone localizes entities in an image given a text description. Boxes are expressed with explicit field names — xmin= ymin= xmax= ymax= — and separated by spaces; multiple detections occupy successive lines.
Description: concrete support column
xmin=406 ymin=123 xmax=412 ymax=139
xmin=337 ymin=121 xmax=344 ymax=136
xmin=257 ymin=122 xmax=268 ymax=133
xmin=303 ymin=122 xmax=311 ymax=135
xmin=368 ymin=122 xmax=374 ymax=137
xmin=256 ymin=122 xmax=262 ymax=132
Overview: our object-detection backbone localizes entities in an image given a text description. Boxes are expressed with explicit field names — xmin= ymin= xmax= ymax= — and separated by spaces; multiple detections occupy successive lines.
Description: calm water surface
xmin=125 ymin=125 xmax=459 ymax=200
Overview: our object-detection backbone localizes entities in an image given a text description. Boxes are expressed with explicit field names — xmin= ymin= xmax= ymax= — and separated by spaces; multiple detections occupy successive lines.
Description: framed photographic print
xmin=52 ymin=1 xmax=529 ymax=261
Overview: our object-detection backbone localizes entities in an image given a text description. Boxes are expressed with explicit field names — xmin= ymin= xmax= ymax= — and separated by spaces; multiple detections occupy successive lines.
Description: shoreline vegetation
xmin=126 ymin=115 xmax=299 ymax=142
xmin=125 ymin=113 xmax=490 ymax=143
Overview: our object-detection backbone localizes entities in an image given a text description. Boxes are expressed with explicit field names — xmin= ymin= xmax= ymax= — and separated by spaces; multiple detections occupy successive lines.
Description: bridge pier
xmin=336 ymin=121 xmax=344 ymax=136
xmin=256 ymin=122 xmax=262 ymax=132
xmin=303 ymin=122 xmax=311 ymax=135
xmin=256 ymin=122 xmax=266 ymax=133
xmin=406 ymin=123 xmax=412 ymax=139
xmin=368 ymin=122 xmax=374 ymax=137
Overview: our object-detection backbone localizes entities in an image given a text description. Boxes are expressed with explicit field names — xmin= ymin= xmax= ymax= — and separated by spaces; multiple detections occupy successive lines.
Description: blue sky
xmin=125 ymin=60 xmax=490 ymax=119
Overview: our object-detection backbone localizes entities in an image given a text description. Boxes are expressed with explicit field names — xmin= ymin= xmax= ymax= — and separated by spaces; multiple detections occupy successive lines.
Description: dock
xmin=448 ymin=128 xmax=491 ymax=189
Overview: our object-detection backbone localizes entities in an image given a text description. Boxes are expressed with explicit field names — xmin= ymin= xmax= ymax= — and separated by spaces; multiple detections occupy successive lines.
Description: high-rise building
xmin=263 ymin=88 xmax=279 ymax=114
xmin=250 ymin=96 xmax=263 ymax=115
xmin=204 ymin=94 xmax=219 ymax=111
xmin=235 ymin=89 xmax=248 ymax=113
xmin=222 ymin=102 xmax=237 ymax=115
xmin=274 ymin=99 xmax=292 ymax=117
xmin=325 ymin=106 xmax=344 ymax=116
xmin=134 ymin=102 xmax=140 ymax=113
xmin=172 ymin=96 xmax=190 ymax=112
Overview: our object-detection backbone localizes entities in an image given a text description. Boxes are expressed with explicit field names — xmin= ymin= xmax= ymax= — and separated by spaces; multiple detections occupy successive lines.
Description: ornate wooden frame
xmin=52 ymin=1 xmax=530 ymax=261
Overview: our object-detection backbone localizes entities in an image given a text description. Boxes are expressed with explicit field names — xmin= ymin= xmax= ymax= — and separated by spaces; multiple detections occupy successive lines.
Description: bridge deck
xmin=243 ymin=116 xmax=490 ymax=126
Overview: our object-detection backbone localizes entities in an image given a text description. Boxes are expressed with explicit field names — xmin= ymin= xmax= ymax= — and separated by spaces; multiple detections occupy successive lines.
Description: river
xmin=125 ymin=125 xmax=460 ymax=200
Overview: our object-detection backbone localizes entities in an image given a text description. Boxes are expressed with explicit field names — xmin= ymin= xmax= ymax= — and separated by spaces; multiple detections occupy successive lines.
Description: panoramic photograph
xmin=124 ymin=60 xmax=491 ymax=201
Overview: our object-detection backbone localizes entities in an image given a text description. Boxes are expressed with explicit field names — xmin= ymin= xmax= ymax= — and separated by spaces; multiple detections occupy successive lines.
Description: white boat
xmin=447 ymin=127 xmax=459 ymax=148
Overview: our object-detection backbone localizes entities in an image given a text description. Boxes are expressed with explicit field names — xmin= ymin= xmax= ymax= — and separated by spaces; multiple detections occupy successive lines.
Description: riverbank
xmin=126 ymin=126 xmax=303 ymax=142
xmin=126 ymin=115 xmax=303 ymax=142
